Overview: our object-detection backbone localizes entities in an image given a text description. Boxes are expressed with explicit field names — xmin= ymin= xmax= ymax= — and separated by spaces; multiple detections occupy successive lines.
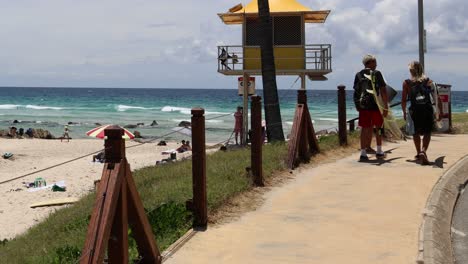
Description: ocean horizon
xmin=1 ymin=87 xmax=467 ymax=143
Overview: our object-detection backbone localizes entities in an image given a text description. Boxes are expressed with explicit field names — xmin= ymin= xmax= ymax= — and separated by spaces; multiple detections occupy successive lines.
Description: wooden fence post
xmin=297 ymin=89 xmax=307 ymax=105
xmin=349 ymin=120 xmax=355 ymax=132
xmin=338 ymin=85 xmax=347 ymax=146
xmin=251 ymin=96 xmax=264 ymax=187
xmin=81 ymin=126 xmax=161 ymax=264
xmin=191 ymin=108 xmax=207 ymax=228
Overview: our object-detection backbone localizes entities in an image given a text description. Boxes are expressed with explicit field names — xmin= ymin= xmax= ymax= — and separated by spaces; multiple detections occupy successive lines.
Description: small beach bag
xmin=406 ymin=110 xmax=415 ymax=135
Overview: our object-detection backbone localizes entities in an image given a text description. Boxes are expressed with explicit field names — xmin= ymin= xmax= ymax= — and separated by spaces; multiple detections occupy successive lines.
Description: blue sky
xmin=0 ymin=0 xmax=467 ymax=90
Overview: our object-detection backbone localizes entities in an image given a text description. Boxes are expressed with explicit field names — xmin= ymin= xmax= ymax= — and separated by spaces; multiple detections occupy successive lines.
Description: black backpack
xmin=353 ymin=72 xmax=377 ymax=110
xmin=408 ymin=79 xmax=432 ymax=106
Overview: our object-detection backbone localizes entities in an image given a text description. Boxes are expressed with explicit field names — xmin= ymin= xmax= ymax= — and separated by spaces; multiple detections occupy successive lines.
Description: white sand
xmin=0 ymin=138 xmax=191 ymax=239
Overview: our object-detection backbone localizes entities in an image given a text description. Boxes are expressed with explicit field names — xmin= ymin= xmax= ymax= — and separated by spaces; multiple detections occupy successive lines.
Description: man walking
xmin=354 ymin=54 xmax=389 ymax=161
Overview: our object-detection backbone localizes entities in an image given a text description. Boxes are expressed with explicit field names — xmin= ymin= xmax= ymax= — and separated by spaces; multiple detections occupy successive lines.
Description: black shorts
xmin=410 ymin=104 xmax=434 ymax=135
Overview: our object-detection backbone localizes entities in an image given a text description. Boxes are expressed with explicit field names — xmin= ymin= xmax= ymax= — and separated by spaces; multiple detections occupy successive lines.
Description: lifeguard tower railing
xmin=217 ymin=44 xmax=332 ymax=79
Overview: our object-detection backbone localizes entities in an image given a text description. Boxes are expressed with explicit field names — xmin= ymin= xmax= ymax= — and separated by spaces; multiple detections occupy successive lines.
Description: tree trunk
xmin=257 ymin=0 xmax=285 ymax=142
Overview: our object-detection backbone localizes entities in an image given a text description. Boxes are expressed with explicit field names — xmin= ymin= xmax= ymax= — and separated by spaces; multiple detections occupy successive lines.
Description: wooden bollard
xmin=81 ymin=126 xmax=161 ymax=264
xmin=191 ymin=108 xmax=207 ymax=228
xmin=297 ymin=90 xmax=309 ymax=159
xmin=338 ymin=85 xmax=347 ymax=146
xmin=251 ymin=96 xmax=264 ymax=187
xmin=104 ymin=126 xmax=125 ymax=163
xmin=349 ymin=120 xmax=355 ymax=132
xmin=297 ymin=89 xmax=307 ymax=105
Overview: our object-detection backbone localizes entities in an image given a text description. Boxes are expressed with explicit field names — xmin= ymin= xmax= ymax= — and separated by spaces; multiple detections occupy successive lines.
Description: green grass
xmin=1 ymin=113 xmax=464 ymax=263
xmin=451 ymin=113 xmax=468 ymax=134
xmin=0 ymin=142 xmax=290 ymax=263
xmin=0 ymin=131 xmax=364 ymax=263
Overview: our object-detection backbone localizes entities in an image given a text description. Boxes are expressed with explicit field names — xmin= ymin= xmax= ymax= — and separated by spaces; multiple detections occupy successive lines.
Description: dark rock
xmin=32 ymin=128 xmax=55 ymax=139
xmin=67 ymin=121 xmax=79 ymax=125
xmin=13 ymin=120 xmax=19 ymax=123
xmin=95 ymin=123 xmax=102 ymax=126
xmin=136 ymin=123 xmax=144 ymax=126
xmin=150 ymin=120 xmax=158 ymax=126
xmin=124 ymin=124 xmax=137 ymax=129
xmin=178 ymin=121 xmax=191 ymax=127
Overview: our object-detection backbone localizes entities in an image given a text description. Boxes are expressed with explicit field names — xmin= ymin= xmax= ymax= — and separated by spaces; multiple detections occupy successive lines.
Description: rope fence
xmin=0 ymin=113 xmax=236 ymax=186
xmin=0 ymin=99 xmax=358 ymax=186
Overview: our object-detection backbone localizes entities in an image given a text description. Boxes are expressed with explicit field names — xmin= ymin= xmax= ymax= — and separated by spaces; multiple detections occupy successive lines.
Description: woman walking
xmin=401 ymin=61 xmax=441 ymax=165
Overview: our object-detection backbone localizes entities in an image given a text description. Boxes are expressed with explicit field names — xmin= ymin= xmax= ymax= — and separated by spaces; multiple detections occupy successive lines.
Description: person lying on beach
xmin=93 ymin=151 xmax=105 ymax=163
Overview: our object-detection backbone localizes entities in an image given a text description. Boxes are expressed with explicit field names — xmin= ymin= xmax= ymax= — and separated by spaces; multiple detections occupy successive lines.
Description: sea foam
xmin=116 ymin=104 xmax=155 ymax=112
xmin=26 ymin=105 xmax=63 ymax=110
xmin=0 ymin=104 xmax=20 ymax=109
xmin=161 ymin=106 xmax=192 ymax=115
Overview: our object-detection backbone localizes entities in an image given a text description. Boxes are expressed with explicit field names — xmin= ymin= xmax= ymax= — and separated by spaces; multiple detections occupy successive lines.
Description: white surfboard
xmin=30 ymin=197 xmax=79 ymax=208
xmin=364 ymin=73 xmax=405 ymax=140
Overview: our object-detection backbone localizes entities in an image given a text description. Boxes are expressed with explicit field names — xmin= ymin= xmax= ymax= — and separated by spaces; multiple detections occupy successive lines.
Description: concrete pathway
xmin=164 ymin=134 xmax=468 ymax=264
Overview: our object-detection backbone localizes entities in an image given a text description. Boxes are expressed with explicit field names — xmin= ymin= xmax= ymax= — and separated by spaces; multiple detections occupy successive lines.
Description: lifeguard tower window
xmin=273 ymin=16 xmax=302 ymax=45
xmin=246 ymin=17 xmax=262 ymax=46
xmin=245 ymin=16 xmax=302 ymax=46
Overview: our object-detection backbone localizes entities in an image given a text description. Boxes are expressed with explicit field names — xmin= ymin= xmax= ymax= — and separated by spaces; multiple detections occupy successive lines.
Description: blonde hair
xmin=408 ymin=61 xmax=426 ymax=82
xmin=362 ymin=54 xmax=376 ymax=66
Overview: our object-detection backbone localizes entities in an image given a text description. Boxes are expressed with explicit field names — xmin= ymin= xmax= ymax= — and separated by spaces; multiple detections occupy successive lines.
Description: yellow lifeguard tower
xmin=217 ymin=0 xmax=332 ymax=83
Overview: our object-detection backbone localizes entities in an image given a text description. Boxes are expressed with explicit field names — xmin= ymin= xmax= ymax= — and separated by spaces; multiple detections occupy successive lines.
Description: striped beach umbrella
xmin=85 ymin=124 xmax=135 ymax=139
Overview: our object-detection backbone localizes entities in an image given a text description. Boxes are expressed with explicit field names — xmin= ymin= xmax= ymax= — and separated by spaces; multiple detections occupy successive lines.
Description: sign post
xmin=437 ymin=84 xmax=452 ymax=132
xmin=238 ymin=75 xmax=256 ymax=145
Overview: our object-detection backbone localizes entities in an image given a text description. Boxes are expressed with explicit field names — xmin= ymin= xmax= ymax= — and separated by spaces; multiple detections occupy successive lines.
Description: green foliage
xmin=147 ymin=202 xmax=192 ymax=235
xmin=0 ymin=239 xmax=8 ymax=246
xmin=0 ymin=139 xmax=335 ymax=263
xmin=52 ymin=245 xmax=81 ymax=264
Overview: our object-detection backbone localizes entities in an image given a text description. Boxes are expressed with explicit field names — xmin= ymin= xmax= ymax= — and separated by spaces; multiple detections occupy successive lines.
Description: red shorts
xmin=358 ymin=110 xmax=383 ymax=128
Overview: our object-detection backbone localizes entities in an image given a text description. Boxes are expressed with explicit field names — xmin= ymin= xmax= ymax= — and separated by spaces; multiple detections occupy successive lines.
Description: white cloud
xmin=0 ymin=0 xmax=467 ymax=89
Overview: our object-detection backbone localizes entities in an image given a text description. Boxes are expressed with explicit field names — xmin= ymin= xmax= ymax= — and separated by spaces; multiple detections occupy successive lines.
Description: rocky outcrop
xmin=0 ymin=128 xmax=55 ymax=139
xmin=178 ymin=121 xmax=191 ymax=127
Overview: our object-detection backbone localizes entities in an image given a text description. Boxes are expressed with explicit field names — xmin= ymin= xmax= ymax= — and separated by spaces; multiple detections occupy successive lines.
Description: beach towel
xmin=27 ymin=180 xmax=66 ymax=192
xmin=161 ymin=149 xmax=177 ymax=155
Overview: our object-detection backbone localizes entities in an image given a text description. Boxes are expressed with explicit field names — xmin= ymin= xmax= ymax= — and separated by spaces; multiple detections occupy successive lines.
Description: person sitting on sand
xmin=93 ymin=151 xmax=105 ymax=163
xmin=184 ymin=140 xmax=192 ymax=151
xmin=8 ymin=127 xmax=17 ymax=138
xmin=25 ymin=128 xmax=33 ymax=138
xmin=176 ymin=140 xmax=192 ymax=153
xmin=177 ymin=140 xmax=187 ymax=153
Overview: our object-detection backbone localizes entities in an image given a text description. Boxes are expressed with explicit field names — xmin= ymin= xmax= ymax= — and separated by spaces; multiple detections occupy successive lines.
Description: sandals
xmin=418 ymin=152 xmax=430 ymax=165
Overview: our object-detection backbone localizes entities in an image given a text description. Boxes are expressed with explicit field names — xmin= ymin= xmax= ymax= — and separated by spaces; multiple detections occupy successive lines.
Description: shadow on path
xmin=405 ymin=156 xmax=446 ymax=168
xmin=359 ymin=157 xmax=403 ymax=166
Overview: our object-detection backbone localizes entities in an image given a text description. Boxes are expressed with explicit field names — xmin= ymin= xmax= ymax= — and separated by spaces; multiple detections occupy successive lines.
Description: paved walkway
xmin=164 ymin=134 xmax=468 ymax=264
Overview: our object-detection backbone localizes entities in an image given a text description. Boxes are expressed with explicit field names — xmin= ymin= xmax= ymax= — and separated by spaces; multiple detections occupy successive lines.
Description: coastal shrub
xmin=0 ymin=139 xmax=331 ymax=263
xmin=0 ymin=239 xmax=8 ymax=246
xmin=146 ymin=202 xmax=192 ymax=238
xmin=52 ymin=245 xmax=81 ymax=264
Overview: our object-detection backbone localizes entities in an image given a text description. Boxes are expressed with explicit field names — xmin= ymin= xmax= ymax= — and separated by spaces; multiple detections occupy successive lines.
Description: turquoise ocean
xmin=0 ymin=87 xmax=467 ymax=143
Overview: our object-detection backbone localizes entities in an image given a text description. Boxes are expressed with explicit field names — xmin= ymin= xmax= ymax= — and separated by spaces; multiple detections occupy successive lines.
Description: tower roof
xmin=218 ymin=0 xmax=330 ymax=25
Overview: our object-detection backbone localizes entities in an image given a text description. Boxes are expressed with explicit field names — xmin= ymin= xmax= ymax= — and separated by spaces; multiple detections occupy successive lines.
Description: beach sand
xmin=0 ymin=138 xmax=191 ymax=240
